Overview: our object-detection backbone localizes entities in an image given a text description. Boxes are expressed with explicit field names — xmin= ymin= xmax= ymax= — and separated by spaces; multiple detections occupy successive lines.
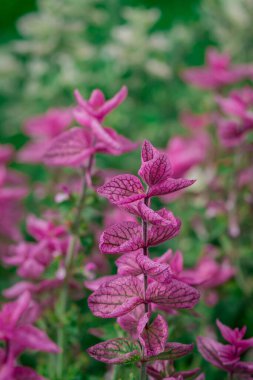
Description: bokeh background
xmin=1 ymin=1 xmax=253 ymax=379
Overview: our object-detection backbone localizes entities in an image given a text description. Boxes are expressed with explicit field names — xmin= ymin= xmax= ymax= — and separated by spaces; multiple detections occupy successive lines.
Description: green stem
xmin=140 ymin=362 xmax=148 ymax=380
xmin=56 ymin=158 xmax=93 ymax=379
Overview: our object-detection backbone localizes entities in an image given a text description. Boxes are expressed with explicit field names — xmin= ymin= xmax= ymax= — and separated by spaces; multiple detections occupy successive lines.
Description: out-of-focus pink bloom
xmin=216 ymin=87 xmax=253 ymax=147
xmin=73 ymin=86 xmax=134 ymax=151
xmin=0 ymin=293 xmax=59 ymax=379
xmin=104 ymin=207 xmax=136 ymax=228
xmin=180 ymin=112 xmax=211 ymax=131
xmin=0 ymin=145 xmax=14 ymax=165
xmin=24 ymin=108 xmax=73 ymax=139
xmin=156 ymin=247 xmax=235 ymax=306
xmin=74 ymin=86 xmax=127 ymax=124
xmin=167 ymin=133 xmax=209 ymax=178
xmin=198 ymin=320 xmax=253 ymax=376
xmin=3 ymin=215 xmax=69 ymax=279
xmin=182 ymin=254 xmax=235 ymax=289
xmin=26 ymin=214 xmax=67 ymax=251
xmin=3 ymin=242 xmax=53 ymax=279
xmin=147 ymin=359 xmax=201 ymax=379
xmin=18 ymin=108 xmax=72 ymax=163
xmin=3 ymin=279 xmax=63 ymax=300
xmin=182 ymin=48 xmax=253 ymax=90
xmin=44 ymin=126 xmax=137 ymax=167
xmin=238 ymin=166 xmax=253 ymax=190
xmin=44 ymin=87 xmax=137 ymax=167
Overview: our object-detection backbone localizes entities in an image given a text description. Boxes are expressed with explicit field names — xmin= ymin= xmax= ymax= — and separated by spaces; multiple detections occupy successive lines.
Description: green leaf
xmin=87 ymin=338 xmax=141 ymax=364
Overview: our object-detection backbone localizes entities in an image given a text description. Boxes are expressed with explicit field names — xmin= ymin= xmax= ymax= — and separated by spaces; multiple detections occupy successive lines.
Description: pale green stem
xmin=56 ymin=157 xmax=93 ymax=379
xmin=140 ymin=362 xmax=148 ymax=380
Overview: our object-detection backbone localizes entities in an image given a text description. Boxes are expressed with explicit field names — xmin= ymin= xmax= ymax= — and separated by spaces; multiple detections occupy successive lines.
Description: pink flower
xmin=0 ymin=145 xmax=14 ymax=165
xmin=197 ymin=320 xmax=253 ymax=376
xmin=180 ymin=112 xmax=211 ymax=131
xmin=0 ymin=293 xmax=59 ymax=379
xmin=167 ymin=133 xmax=209 ymax=178
xmin=182 ymin=48 xmax=252 ymax=90
xmin=74 ymin=86 xmax=127 ymax=123
xmin=87 ymin=140 xmax=199 ymax=370
xmin=18 ymin=108 xmax=72 ymax=163
xmin=97 ymin=140 xmax=195 ymax=209
xmin=44 ymin=87 xmax=137 ymax=167
xmin=216 ymin=87 xmax=253 ymax=147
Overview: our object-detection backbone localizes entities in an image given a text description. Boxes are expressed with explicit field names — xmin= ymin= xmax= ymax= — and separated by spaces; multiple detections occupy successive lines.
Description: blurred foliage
xmin=0 ymin=1 xmax=253 ymax=380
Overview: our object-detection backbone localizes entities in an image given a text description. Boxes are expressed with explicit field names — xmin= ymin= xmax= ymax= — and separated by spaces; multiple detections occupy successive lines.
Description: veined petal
xmin=44 ymin=128 xmax=94 ymax=167
xmin=139 ymin=153 xmax=173 ymax=186
xmin=148 ymin=215 xmax=181 ymax=247
xmin=138 ymin=203 xmax=177 ymax=226
xmin=146 ymin=279 xmax=200 ymax=309
xmin=197 ymin=336 xmax=225 ymax=370
xmin=139 ymin=314 xmax=168 ymax=357
xmin=146 ymin=342 xmax=194 ymax=362
xmin=15 ymin=325 xmax=60 ymax=353
xmin=99 ymin=222 xmax=142 ymax=254
xmin=116 ymin=251 xmax=142 ymax=276
xmin=148 ymin=178 xmax=195 ymax=197
xmin=87 ymin=337 xmax=141 ymax=364
xmin=141 ymin=140 xmax=159 ymax=162
xmin=97 ymin=175 xmax=145 ymax=205
xmin=88 ymin=276 xmax=144 ymax=318
xmin=97 ymin=86 xmax=128 ymax=119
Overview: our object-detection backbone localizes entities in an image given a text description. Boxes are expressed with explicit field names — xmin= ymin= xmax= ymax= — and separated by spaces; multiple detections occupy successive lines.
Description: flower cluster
xmin=0 ymin=292 xmax=59 ymax=380
xmin=44 ymin=86 xmax=137 ymax=168
xmin=87 ymin=141 xmax=201 ymax=378
xmin=198 ymin=320 xmax=253 ymax=378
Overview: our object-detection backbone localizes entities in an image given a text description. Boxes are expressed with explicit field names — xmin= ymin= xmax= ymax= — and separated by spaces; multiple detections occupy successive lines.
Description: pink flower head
xmin=99 ymin=217 xmax=181 ymax=254
xmin=0 ymin=293 xmax=59 ymax=379
xmin=180 ymin=112 xmax=211 ymax=131
xmin=18 ymin=108 xmax=72 ymax=163
xmin=26 ymin=214 xmax=67 ymax=249
xmin=198 ymin=320 xmax=253 ymax=376
xmin=167 ymin=133 xmax=209 ymax=178
xmin=88 ymin=140 xmax=199 ymax=369
xmin=0 ymin=292 xmax=59 ymax=354
xmin=97 ymin=140 xmax=195 ymax=211
xmin=182 ymin=48 xmax=251 ymax=90
xmin=44 ymin=86 xmax=137 ymax=167
xmin=74 ymin=86 xmax=127 ymax=123
xmin=0 ymin=145 xmax=14 ymax=165
xmin=73 ymin=86 xmax=131 ymax=150
xmin=24 ymin=108 xmax=73 ymax=139
xmin=216 ymin=87 xmax=253 ymax=147
xmin=147 ymin=361 xmax=202 ymax=380
xmin=3 ymin=242 xmax=53 ymax=279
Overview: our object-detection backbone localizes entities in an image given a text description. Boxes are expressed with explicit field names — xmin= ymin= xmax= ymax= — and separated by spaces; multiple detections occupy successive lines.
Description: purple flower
xmin=216 ymin=87 xmax=253 ymax=148
xmin=167 ymin=133 xmax=209 ymax=178
xmin=182 ymin=48 xmax=252 ymax=90
xmin=18 ymin=108 xmax=72 ymax=163
xmin=44 ymin=86 xmax=137 ymax=167
xmin=197 ymin=320 xmax=253 ymax=376
xmin=74 ymin=86 xmax=127 ymax=123
xmin=97 ymin=140 xmax=195 ymax=207
xmin=87 ymin=140 xmax=199 ymax=373
xmin=0 ymin=292 xmax=59 ymax=380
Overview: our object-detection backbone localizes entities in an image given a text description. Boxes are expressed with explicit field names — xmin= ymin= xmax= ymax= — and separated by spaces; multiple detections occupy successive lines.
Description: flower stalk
xmin=56 ymin=159 xmax=93 ymax=379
